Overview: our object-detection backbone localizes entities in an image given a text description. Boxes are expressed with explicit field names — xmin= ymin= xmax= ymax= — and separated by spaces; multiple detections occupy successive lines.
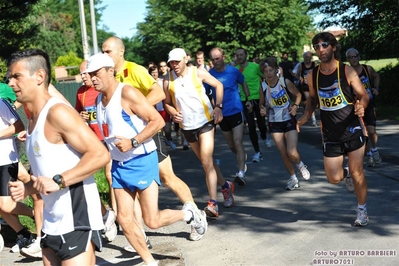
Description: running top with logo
xmin=312 ymin=62 xmax=364 ymax=142
xmin=75 ymin=85 xmax=103 ymax=140
xmin=26 ymin=97 xmax=103 ymax=235
xmin=115 ymin=61 xmax=156 ymax=97
xmin=300 ymin=62 xmax=316 ymax=90
xmin=358 ymin=65 xmax=375 ymax=109
xmin=168 ymin=66 xmax=214 ymax=130
xmin=261 ymin=77 xmax=293 ymax=122
xmin=96 ymin=83 xmax=156 ymax=162
xmin=236 ymin=62 xmax=262 ymax=101
xmin=0 ymin=99 xmax=20 ymax=166
xmin=209 ymin=65 xmax=244 ymax=116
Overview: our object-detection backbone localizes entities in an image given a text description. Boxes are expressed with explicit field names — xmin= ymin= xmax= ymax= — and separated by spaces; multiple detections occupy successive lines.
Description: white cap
xmin=167 ymin=48 xmax=187 ymax=63
xmin=83 ymin=53 xmax=115 ymax=73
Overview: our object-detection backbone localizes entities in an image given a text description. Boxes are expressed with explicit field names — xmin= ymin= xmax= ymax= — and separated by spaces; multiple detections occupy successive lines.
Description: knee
xmin=0 ymin=197 xmax=15 ymax=213
xmin=142 ymin=217 xmax=159 ymax=230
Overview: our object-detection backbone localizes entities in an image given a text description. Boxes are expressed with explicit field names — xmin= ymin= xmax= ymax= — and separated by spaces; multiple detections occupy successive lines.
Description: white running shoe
xmin=252 ymin=152 xmax=263 ymax=163
xmin=123 ymin=236 xmax=153 ymax=252
xmin=183 ymin=202 xmax=207 ymax=241
xmin=354 ymin=208 xmax=369 ymax=226
xmin=11 ymin=234 xmax=34 ymax=253
xmin=234 ymin=171 xmax=246 ymax=186
xmin=286 ymin=177 xmax=299 ymax=190
xmin=298 ymin=165 xmax=310 ymax=180
xmin=372 ymin=150 xmax=382 ymax=164
xmin=103 ymin=210 xmax=117 ymax=242
xmin=343 ymin=167 xmax=355 ymax=193
xmin=21 ymin=238 xmax=42 ymax=258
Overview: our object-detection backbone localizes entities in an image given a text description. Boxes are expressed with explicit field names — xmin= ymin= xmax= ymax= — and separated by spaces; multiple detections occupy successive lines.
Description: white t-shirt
xmin=0 ymin=99 xmax=20 ymax=166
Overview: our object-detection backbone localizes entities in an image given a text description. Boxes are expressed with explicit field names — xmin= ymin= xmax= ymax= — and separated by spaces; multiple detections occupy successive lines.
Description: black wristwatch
xmin=53 ymin=174 xmax=64 ymax=190
xmin=215 ymin=103 xmax=223 ymax=110
xmin=131 ymin=138 xmax=139 ymax=148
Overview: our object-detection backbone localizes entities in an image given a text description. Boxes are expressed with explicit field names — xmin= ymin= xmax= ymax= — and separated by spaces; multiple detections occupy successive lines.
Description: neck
xmin=214 ymin=63 xmax=226 ymax=72
xmin=266 ymin=76 xmax=279 ymax=85
xmin=115 ymin=58 xmax=125 ymax=73
xmin=239 ymin=61 xmax=248 ymax=68
xmin=320 ymin=60 xmax=338 ymax=74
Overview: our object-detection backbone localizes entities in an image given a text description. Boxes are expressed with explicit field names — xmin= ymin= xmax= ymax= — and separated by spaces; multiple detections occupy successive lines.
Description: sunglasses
xmin=347 ymin=54 xmax=359 ymax=59
xmin=313 ymin=42 xmax=330 ymax=50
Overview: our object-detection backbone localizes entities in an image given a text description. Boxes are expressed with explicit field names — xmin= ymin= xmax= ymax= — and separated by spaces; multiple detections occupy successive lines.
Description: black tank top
xmin=312 ymin=62 xmax=363 ymax=142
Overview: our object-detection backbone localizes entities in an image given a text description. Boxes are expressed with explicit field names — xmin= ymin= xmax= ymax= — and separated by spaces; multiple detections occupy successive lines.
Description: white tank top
xmin=169 ymin=66 xmax=213 ymax=130
xmin=262 ymin=77 xmax=292 ymax=122
xmin=26 ymin=97 xmax=103 ymax=235
xmin=96 ymin=82 xmax=156 ymax=162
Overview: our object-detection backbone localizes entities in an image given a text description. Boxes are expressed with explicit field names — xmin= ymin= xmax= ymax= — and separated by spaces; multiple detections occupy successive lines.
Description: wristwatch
xmin=215 ymin=103 xmax=223 ymax=110
xmin=52 ymin=174 xmax=64 ymax=190
xmin=131 ymin=138 xmax=139 ymax=148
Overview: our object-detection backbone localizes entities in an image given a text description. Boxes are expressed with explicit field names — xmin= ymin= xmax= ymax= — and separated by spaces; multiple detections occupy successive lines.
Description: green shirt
xmin=236 ymin=62 xmax=263 ymax=101
xmin=0 ymin=83 xmax=16 ymax=103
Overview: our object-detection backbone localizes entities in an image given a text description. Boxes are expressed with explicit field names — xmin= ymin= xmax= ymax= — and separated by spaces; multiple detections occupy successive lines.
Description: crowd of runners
xmin=0 ymin=31 xmax=382 ymax=265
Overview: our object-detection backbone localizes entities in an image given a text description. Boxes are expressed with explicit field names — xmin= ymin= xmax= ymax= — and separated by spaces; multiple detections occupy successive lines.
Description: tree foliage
xmin=0 ymin=0 xmax=40 ymax=59
xmin=307 ymin=0 xmax=399 ymax=59
xmin=136 ymin=0 xmax=312 ymax=63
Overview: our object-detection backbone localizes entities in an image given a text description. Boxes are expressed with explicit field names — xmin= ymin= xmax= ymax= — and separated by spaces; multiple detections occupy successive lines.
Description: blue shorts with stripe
xmin=111 ymin=151 xmax=160 ymax=191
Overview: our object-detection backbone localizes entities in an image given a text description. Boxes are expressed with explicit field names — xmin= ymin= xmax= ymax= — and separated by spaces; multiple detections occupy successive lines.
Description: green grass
xmin=359 ymin=58 xmax=399 ymax=71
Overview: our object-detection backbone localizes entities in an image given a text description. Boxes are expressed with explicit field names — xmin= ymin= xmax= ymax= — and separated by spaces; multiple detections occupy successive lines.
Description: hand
xmin=296 ymin=115 xmax=308 ymax=132
xmin=354 ymin=100 xmax=364 ymax=117
xmin=289 ymin=105 xmax=298 ymax=116
xmin=114 ymin=135 xmax=132 ymax=152
xmin=17 ymin=130 xmax=27 ymax=142
xmin=212 ymin=107 xmax=223 ymax=124
xmin=31 ymin=175 xmax=59 ymax=195
xmin=260 ymin=105 xmax=267 ymax=117
xmin=80 ymin=111 xmax=89 ymax=122
xmin=9 ymin=180 xmax=27 ymax=202
xmin=173 ymin=111 xmax=183 ymax=123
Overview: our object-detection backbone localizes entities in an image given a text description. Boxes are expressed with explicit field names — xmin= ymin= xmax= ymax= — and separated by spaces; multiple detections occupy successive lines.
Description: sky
xmin=100 ymin=0 xmax=146 ymax=38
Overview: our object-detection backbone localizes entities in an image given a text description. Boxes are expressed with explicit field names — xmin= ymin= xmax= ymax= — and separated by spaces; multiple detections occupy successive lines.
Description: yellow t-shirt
xmin=115 ymin=61 xmax=156 ymax=96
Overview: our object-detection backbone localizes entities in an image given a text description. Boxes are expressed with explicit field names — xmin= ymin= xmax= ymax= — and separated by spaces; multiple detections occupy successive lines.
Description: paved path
xmin=1 ymin=119 xmax=398 ymax=266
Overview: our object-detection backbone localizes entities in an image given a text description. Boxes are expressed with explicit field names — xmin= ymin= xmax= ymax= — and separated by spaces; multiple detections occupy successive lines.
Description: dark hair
xmin=312 ymin=32 xmax=341 ymax=60
xmin=236 ymin=47 xmax=247 ymax=56
xmin=148 ymin=65 xmax=158 ymax=74
xmin=259 ymin=56 xmax=278 ymax=73
xmin=7 ymin=49 xmax=51 ymax=86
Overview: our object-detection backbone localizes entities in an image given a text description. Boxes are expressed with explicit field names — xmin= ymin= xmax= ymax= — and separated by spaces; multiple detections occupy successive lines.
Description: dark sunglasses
xmin=347 ymin=54 xmax=359 ymax=59
xmin=313 ymin=42 xmax=330 ymax=50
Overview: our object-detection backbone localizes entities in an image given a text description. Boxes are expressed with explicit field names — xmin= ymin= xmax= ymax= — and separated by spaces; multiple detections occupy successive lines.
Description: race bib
xmin=318 ymin=87 xmax=348 ymax=111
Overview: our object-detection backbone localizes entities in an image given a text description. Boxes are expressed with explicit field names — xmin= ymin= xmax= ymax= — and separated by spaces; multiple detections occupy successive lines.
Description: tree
xmin=0 ymin=0 xmax=40 ymax=59
xmin=307 ymin=0 xmax=399 ymax=59
xmin=136 ymin=0 xmax=313 ymax=63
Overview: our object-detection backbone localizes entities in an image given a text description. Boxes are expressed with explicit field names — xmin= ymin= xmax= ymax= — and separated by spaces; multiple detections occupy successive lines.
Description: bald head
xmin=102 ymin=36 xmax=125 ymax=70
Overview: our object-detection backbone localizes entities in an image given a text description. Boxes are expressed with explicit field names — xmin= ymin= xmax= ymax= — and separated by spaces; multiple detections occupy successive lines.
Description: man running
xmin=297 ymin=32 xmax=370 ymax=226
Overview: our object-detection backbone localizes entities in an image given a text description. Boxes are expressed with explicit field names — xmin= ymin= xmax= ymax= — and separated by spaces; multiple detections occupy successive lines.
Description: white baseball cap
xmin=82 ymin=53 xmax=115 ymax=73
xmin=167 ymin=48 xmax=187 ymax=63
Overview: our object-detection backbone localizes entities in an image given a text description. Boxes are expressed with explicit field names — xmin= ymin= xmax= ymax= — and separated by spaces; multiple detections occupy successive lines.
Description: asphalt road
xmin=1 ymin=117 xmax=398 ymax=266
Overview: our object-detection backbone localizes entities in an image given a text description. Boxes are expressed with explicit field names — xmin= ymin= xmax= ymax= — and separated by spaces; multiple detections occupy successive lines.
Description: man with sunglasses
xmin=346 ymin=48 xmax=382 ymax=167
xmin=297 ymin=32 xmax=370 ymax=227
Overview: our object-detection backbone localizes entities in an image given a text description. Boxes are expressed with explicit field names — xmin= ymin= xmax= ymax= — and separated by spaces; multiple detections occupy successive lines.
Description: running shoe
xmin=366 ymin=155 xmax=375 ymax=167
xmin=183 ymin=202 xmax=207 ymax=241
xmin=103 ymin=209 xmax=118 ymax=242
xmin=234 ymin=171 xmax=246 ymax=186
xmin=312 ymin=121 xmax=317 ymax=127
xmin=11 ymin=234 xmax=34 ymax=253
xmin=182 ymin=140 xmax=189 ymax=150
xmin=123 ymin=237 xmax=153 ymax=252
xmin=165 ymin=139 xmax=177 ymax=150
xmin=286 ymin=177 xmax=299 ymax=190
xmin=204 ymin=200 xmax=219 ymax=218
xmin=252 ymin=152 xmax=263 ymax=163
xmin=264 ymin=138 xmax=272 ymax=148
xmin=344 ymin=167 xmax=355 ymax=193
xmin=372 ymin=150 xmax=382 ymax=164
xmin=20 ymin=238 xmax=42 ymax=258
xmin=221 ymin=181 xmax=235 ymax=207
xmin=298 ymin=165 xmax=310 ymax=180
xmin=354 ymin=208 xmax=369 ymax=226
